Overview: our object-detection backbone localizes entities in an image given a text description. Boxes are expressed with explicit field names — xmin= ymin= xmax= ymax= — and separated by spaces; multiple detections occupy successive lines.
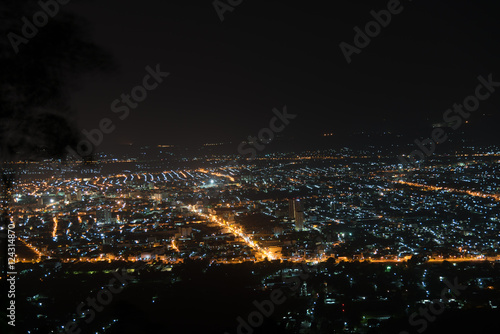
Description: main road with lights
xmin=186 ymin=204 xmax=277 ymax=261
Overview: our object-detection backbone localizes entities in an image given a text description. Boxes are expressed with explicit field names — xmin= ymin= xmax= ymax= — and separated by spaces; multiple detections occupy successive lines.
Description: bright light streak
xmin=190 ymin=208 xmax=276 ymax=260
xmin=52 ymin=217 xmax=58 ymax=238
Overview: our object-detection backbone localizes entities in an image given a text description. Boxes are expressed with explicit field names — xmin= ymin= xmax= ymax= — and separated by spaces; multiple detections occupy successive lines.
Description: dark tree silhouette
xmin=0 ymin=2 xmax=114 ymax=331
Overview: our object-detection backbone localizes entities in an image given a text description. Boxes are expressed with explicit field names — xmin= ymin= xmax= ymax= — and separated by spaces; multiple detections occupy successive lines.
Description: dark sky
xmin=65 ymin=0 xmax=500 ymax=150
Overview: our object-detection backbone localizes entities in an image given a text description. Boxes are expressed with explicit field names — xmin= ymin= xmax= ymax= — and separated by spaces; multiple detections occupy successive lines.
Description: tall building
xmin=288 ymin=198 xmax=295 ymax=218
xmin=76 ymin=189 xmax=83 ymax=201
xmin=97 ymin=209 xmax=112 ymax=224
xmin=289 ymin=198 xmax=305 ymax=231
xmin=178 ymin=227 xmax=192 ymax=237
xmin=295 ymin=210 xmax=305 ymax=231
xmin=273 ymin=227 xmax=284 ymax=236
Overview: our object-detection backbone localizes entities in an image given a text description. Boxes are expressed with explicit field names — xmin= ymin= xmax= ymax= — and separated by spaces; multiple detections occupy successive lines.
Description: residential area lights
xmin=197 ymin=168 xmax=236 ymax=183
xmin=396 ymin=180 xmax=500 ymax=201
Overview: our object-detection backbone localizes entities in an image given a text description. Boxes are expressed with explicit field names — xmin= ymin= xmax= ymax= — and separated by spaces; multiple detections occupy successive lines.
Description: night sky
xmin=65 ymin=0 xmax=500 ymax=150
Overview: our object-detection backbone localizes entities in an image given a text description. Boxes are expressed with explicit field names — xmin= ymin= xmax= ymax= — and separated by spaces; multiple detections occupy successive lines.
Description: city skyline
xmin=1 ymin=1 xmax=500 ymax=334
